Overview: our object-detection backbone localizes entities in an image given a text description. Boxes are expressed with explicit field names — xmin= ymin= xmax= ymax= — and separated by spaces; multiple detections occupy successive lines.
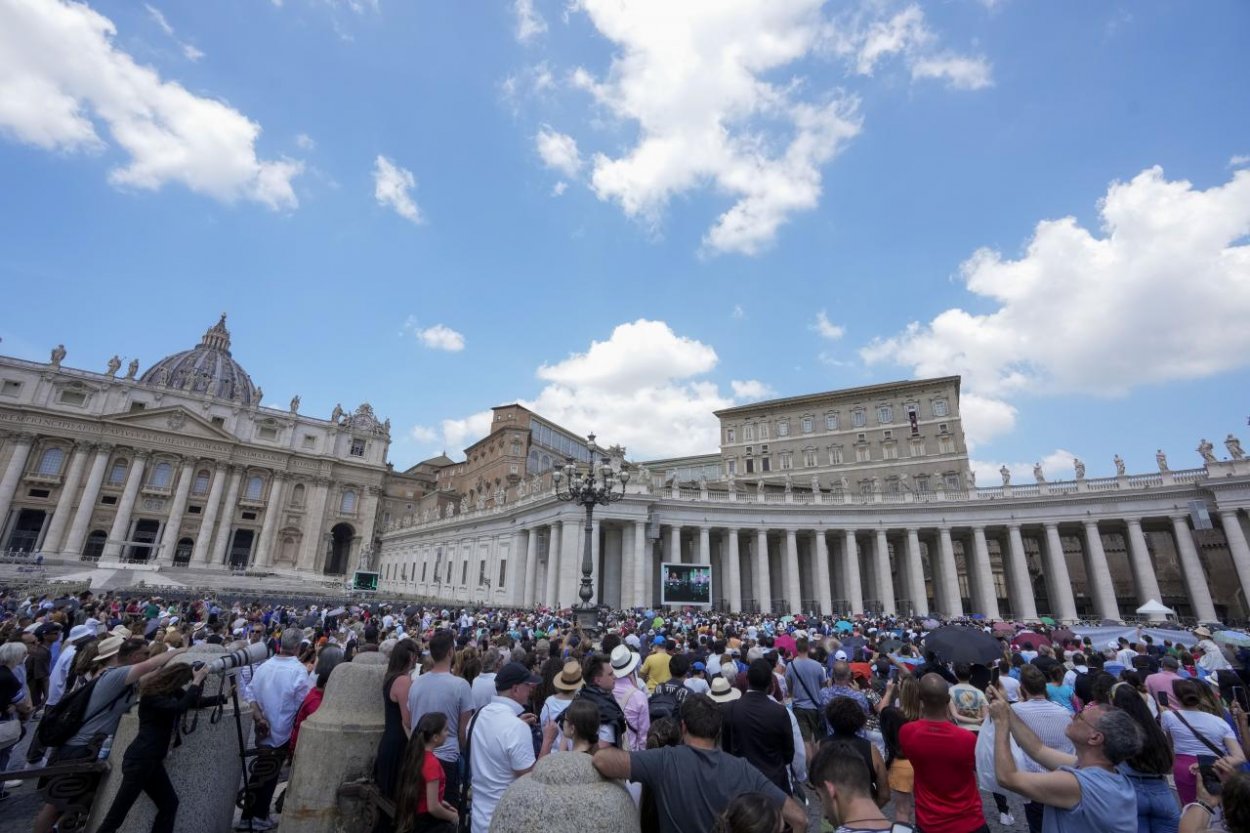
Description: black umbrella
xmin=875 ymin=638 xmax=903 ymax=653
xmin=404 ymin=605 xmax=420 ymax=616
xmin=923 ymin=625 xmax=1003 ymax=665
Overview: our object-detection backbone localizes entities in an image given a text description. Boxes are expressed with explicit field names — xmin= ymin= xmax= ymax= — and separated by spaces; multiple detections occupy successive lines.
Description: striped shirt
xmin=1012 ymin=697 xmax=1075 ymax=773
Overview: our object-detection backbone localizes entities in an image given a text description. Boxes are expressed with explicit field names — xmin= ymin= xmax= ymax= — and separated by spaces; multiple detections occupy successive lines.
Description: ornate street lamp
xmin=553 ymin=433 xmax=629 ymax=631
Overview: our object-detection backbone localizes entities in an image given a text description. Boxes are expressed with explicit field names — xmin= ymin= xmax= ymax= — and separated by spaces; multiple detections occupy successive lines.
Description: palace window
xmin=726 ymin=427 xmax=736 ymax=443
xmin=825 ymin=412 xmax=838 ymax=430
xmin=932 ymin=399 xmax=949 ymax=417
xmin=852 ymin=408 xmax=866 ymax=428
xmin=877 ymin=405 xmax=893 ymax=424
xmin=944 ymin=472 xmax=962 ymax=490
xmin=498 ymin=559 xmax=507 ymax=588
xmin=479 ymin=560 xmax=487 ymax=585
xmin=777 ymin=420 xmax=790 ymax=437
xmin=882 ymin=443 xmax=898 ymax=460
xmin=779 ymin=452 xmax=793 ymax=470
xmin=1 ymin=380 xmax=21 ymax=397
xmin=340 ymin=489 xmax=357 ymax=513
xmin=803 ymin=448 xmax=817 ymax=467
xmin=760 ymin=456 xmax=771 ymax=472
xmin=461 ymin=561 xmax=468 ymax=585
xmin=828 ymin=445 xmax=843 ymax=465
xmin=726 ymin=459 xmax=737 ymax=476
xmin=801 ymin=416 xmax=814 ymax=434
xmin=258 ymin=426 xmax=278 ymax=441
xmin=149 ymin=462 xmax=173 ymax=489
xmin=859 ymin=480 xmax=873 ymax=496
xmin=107 ymin=459 xmax=128 ymax=485
xmin=910 ymin=439 xmax=926 ymax=457
xmin=302 ymin=434 xmax=317 ymax=449
xmin=192 ymin=469 xmax=211 ymax=495
xmin=886 ymin=477 xmax=901 ymax=495
xmin=915 ymin=475 xmax=931 ymax=493
xmin=35 ymin=447 xmax=64 ymax=476
xmin=745 ymin=458 xmax=754 ymax=474
xmin=939 ymin=436 xmax=956 ymax=455
xmin=855 ymin=446 xmax=871 ymax=463
xmin=758 ymin=423 xmax=768 ymax=440
xmin=58 ymin=390 xmax=86 ymax=407
xmin=743 ymin=424 xmax=755 ymax=441
xmin=290 ymin=482 xmax=305 ymax=507
xmin=245 ymin=475 xmax=264 ymax=500
xmin=350 ymin=438 xmax=366 ymax=457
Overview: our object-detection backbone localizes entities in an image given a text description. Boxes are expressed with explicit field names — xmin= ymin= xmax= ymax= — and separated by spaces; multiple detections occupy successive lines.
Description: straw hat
xmin=553 ymin=661 xmax=584 ymax=692
xmin=610 ymin=645 xmax=639 ymax=678
xmin=94 ymin=635 xmax=125 ymax=662
xmin=111 ymin=625 xmax=132 ymax=639
xmin=1194 ymin=627 xmax=1213 ymax=639
xmin=708 ymin=677 xmax=741 ymax=703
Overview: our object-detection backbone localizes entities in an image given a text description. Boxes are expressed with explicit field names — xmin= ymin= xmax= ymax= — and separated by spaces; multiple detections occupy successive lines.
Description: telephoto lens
xmin=205 ymin=640 xmax=271 ymax=674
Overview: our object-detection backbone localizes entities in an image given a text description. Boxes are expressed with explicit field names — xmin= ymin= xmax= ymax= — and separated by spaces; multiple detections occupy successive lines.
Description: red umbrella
xmin=992 ymin=622 xmax=1016 ymax=636
xmin=1050 ymin=628 xmax=1077 ymax=646
xmin=1011 ymin=631 xmax=1050 ymax=650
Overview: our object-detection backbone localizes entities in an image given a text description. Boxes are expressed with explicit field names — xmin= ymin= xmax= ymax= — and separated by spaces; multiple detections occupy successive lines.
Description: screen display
xmin=352 ymin=570 xmax=379 ymax=592
xmin=660 ymin=563 xmax=712 ymax=606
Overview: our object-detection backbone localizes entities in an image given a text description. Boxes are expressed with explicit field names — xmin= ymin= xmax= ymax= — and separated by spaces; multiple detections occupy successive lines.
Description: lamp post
xmin=553 ymin=433 xmax=629 ymax=631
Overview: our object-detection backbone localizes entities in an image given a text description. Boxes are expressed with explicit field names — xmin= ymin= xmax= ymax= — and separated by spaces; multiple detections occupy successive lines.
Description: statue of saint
xmin=968 ymin=470 xmax=976 ymax=488
xmin=783 ymin=472 xmax=793 ymax=492
xmin=999 ymin=465 xmax=1011 ymax=486
xmin=1114 ymin=455 xmax=1126 ymax=476
xmin=155 ymin=366 xmax=170 ymax=386
xmin=255 ymin=386 xmax=263 ymax=404
xmin=1198 ymin=438 xmax=1217 ymax=464
xmin=1033 ymin=462 xmax=1045 ymax=483
xmin=105 ymin=355 xmax=121 ymax=377
xmin=1074 ymin=458 xmax=1086 ymax=480
xmin=727 ymin=473 xmax=737 ymax=493
xmin=1156 ymin=449 xmax=1169 ymax=472
xmin=289 ymin=394 xmax=300 ymax=414
xmin=1226 ymin=434 xmax=1246 ymax=461
xmin=331 ymin=403 xmax=344 ymax=424
xmin=698 ymin=474 xmax=709 ymax=492
xmin=810 ymin=475 xmax=821 ymax=495
xmin=839 ymin=476 xmax=850 ymax=494
xmin=756 ymin=479 xmax=765 ymax=498
xmin=50 ymin=344 xmax=66 ymax=368
xmin=125 ymin=358 xmax=139 ymax=379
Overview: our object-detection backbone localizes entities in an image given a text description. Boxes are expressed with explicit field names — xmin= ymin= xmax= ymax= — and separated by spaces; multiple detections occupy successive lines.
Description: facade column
xmin=350 ymin=486 xmax=383 ymax=573
xmin=254 ymin=473 xmax=287 ymax=568
xmin=102 ymin=451 xmax=148 ymax=560
xmin=1005 ymin=526 xmax=1038 ymax=620
xmin=755 ymin=529 xmax=771 ymax=613
xmin=510 ymin=529 xmax=528 ymax=605
xmin=632 ymin=520 xmax=648 ymax=608
xmin=784 ymin=529 xmax=801 ymax=614
xmin=297 ymin=477 xmax=331 ymax=572
xmin=42 ymin=441 xmax=92 ymax=554
xmin=970 ymin=527 xmax=1000 ymax=619
xmin=698 ymin=526 xmax=711 ymax=565
xmin=1042 ymin=523 xmax=1078 ymax=622
xmin=192 ymin=464 xmax=229 ymax=565
xmin=935 ymin=527 xmax=962 ymax=617
xmin=523 ymin=528 xmax=540 ymax=607
xmin=1124 ymin=518 xmax=1164 ymax=607
xmin=62 ymin=444 xmax=112 ymax=556
xmin=156 ymin=458 xmax=196 ymax=564
xmin=873 ymin=529 xmax=896 ymax=615
xmin=210 ymin=467 xmax=244 ymax=566
xmin=843 ymin=530 xmax=864 ymax=614
xmin=904 ymin=529 xmax=928 ymax=616
xmin=1218 ymin=511 xmax=1250 ymax=608
xmin=1082 ymin=521 xmax=1119 ymax=621
xmin=559 ymin=517 xmax=581 ymax=607
xmin=0 ymin=433 xmax=36 ymax=541
xmin=814 ymin=531 xmax=832 ymax=616
xmin=544 ymin=523 xmax=562 ymax=607
xmin=1170 ymin=515 xmax=1218 ymax=622
xmin=668 ymin=524 xmax=682 ymax=564
xmin=726 ymin=529 xmax=742 ymax=613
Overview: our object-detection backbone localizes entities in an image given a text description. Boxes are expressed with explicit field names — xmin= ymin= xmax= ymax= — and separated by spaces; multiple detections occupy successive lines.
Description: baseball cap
xmin=834 ymin=650 xmax=848 ymax=661
xmin=653 ymin=635 xmax=665 ymax=646
xmin=495 ymin=662 xmax=541 ymax=690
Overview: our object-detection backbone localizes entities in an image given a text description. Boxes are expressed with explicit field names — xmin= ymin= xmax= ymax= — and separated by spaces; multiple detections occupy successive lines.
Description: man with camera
xmin=240 ymin=628 xmax=310 ymax=831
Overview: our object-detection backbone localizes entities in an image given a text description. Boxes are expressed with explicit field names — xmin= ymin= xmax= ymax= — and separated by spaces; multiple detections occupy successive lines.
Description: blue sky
xmin=0 ymin=0 xmax=1248 ymax=478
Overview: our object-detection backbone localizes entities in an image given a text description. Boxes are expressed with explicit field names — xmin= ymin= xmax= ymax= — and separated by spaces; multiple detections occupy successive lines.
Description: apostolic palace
xmin=2 ymin=318 xmax=1250 ymax=624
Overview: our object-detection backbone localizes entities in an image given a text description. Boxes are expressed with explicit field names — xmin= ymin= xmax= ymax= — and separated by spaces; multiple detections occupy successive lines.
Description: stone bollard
xmin=350 ymin=652 xmax=387 ymax=666
xmin=489 ymin=751 xmax=639 ymax=833
xmin=88 ymin=643 xmax=254 ymax=833
xmin=279 ymin=660 xmax=385 ymax=833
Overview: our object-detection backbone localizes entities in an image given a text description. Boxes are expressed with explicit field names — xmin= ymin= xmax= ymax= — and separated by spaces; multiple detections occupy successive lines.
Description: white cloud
xmin=971 ymin=449 xmax=1077 ymax=487
xmin=514 ymin=0 xmax=547 ymax=43
xmin=730 ymin=379 xmax=776 ymax=401
xmin=551 ymin=180 xmax=568 ymax=197
xmin=409 ymin=425 xmax=439 ymax=443
xmin=0 ymin=0 xmax=299 ymax=208
xmin=846 ymin=5 xmax=931 ymax=75
xmin=812 ymin=310 xmax=845 ymax=340
xmin=911 ymin=54 xmax=992 ymax=90
xmin=1231 ymin=154 xmax=1250 ymax=168
xmin=144 ymin=4 xmax=206 ymax=62
xmin=862 ymin=165 xmax=1250 ymax=447
xmin=535 ymin=126 xmax=581 ymax=177
xmin=295 ymin=133 xmax=316 ymax=150
xmin=373 ymin=154 xmax=423 ymax=224
xmin=439 ymin=410 xmax=496 ymax=455
xmin=731 ymin=304 xmax=746 ymax=320
xmin=414 ymin=324 xmax=465 ymax=352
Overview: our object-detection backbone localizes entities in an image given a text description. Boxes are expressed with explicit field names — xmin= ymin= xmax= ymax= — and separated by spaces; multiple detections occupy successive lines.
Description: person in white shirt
xmin=242 ymin=628 xmax=312 ymax=830
xmin=1062 ymin=654 xmax=1089 ymax=690
xmin=468 ymin=662 xmax=538 ymax=833
xmin=1193 ymin=627 xmax=1233 ymax=673
xmin=471 ymin=648 xmax=502 ymax=712
xmin=1115 ymin=640 xmax=1139 ymax=668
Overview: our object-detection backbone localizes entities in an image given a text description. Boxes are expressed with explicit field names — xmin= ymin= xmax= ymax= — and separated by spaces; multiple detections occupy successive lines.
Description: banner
xmin=660 ymin=563 xmax=712 ymax=606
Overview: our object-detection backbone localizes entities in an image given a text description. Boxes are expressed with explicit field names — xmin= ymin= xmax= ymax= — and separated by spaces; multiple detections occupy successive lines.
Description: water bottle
xmin=97 ymin=736 xmax=113 ymax=760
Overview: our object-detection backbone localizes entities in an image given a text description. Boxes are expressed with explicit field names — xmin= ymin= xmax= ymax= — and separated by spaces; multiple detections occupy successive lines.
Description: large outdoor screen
xmin=660 ymin=563 xmax=713 ymax=606
xmin=352 ymin=570 xmax=379 ymax=592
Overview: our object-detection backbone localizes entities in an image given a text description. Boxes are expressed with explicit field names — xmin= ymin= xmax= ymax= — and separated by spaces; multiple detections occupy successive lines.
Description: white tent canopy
xmin=1136 ymin=599 xmax=1176 ymax=617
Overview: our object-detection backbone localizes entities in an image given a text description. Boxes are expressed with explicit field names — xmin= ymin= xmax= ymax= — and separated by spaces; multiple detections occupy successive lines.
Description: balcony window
xmin=107 ymin=459 xmax=128 ymax=485
xmin=149 ymin=462 xmax=173 ymax=489
xmin=35 ymin=447 xmax=64 ymax=476
xmin=340 ymin=489 xmax=357 ymax=513
xmin=777 ymin=420 xmax=790 ymax=437
xmin=801 ymin=416 xmax=814 ymax=434
xmin=245 ymin=475 xmax=264 ymax=500
xmin=726 ymin=427 xmax=736 ymax=443
xmin=825 ymin=412 xmax=837 ymax=430
xmin=877 ymin=405 xmax=893 ymax=424
xmin=852 ymin=409 xmax=866 ymax=428
xmin=932 ymin=399 xmax=949 ymax=417
xmin=350 ymin=438 xmax=366 ymax=457
xmin=192 ymin=469 xmax=211 ymax=495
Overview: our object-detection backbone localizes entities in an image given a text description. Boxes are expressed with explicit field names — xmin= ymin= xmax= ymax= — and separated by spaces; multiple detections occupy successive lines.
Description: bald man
xmin=898 ymin=673 xmax=987 ymax=833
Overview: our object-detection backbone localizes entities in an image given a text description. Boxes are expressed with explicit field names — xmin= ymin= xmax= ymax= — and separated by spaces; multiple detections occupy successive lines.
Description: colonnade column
xmin=755 ymin=529 xmax=771 ymax=613
xmin=698 ymin=526 xmax=711 ymax=564
xmin=843 ymin=530 xmax=864 ymax=614
xmin=632 ymin=520 xmax=647 ymax=608
xmin=936 ymin=527 xmax=963 ymax=617
xmin=510 ymin=529 xmax=528 ymax=606
xmin=970 ymin=527 xmax=1000 ymax=620
xmin=254 ymin=474 xmax=287 ymax=568
xmin=210 ymin=467 xmax=244 ymax=566
xmin=155 ymin=459 xmax=196 ymax=564
xmin=544 ymin=522 xmax=562 ymax=607
xmin=1040 ymin=523 xmax=1078 ymax=621
xmin=559 ymin=516 xmax=581 ymax=606
xmin=41 ymin=442 xmax=92 ymax=554
xmin=1123 ymin=518 xmax=1163 ymax=607
xmin=784 ymin=529 xmax=801 ymax=613
xmin=905 ymin=529 xmax=928 ymax=616
xmin=102 ymin=451 xmax=148 ymax=560
xmin=726 ymin=529 xmax=742 ymax=613
xmin=668 ymin=525 xmax=682 ymax=564
xmin=1082 ymin=521 xmax=1119 ymax=621
xmin=523 ymin=528 xmax=540 ymax=607
xmin=618 ymin=525 xmax=634 ymax=607
xmin=63 ymin=444 xmax=112 ymax=556
xmin=1171 ymin=515 xmax=1217 ymax=622
xmin=297 ymin=477 xmax=331 ymax=572
xmin=874 ymin=529 xmax=896 ymax=615
xmin=1006 ymin=525 xmax=1038 ymax=621
xmin=1218 ymin=511 xmax=1250 ymax=607
xmin=0 ymin=433 xmax=35 ymax=540
xmin=814 ymin=531 xmax=832 ymax=616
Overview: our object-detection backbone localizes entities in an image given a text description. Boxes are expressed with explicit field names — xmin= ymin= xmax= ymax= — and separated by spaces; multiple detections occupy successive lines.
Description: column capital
xmin=1082 ymin=518 xmax=1101 ymax=530
xmin=313 ymin=476 xmax=333 ymax=487
xmin=71 ymin=439 xmax=94 ymax=453
xmin=272 ymin=471 xmax=289 ymax=483
xmin=132 ymin=449 xmax=152 ymax=461
xmin=14 ymin=432 xmax=37 ymax=444
xmin=95 ymin=442 xmax=115 ymax=455
xmin=1042 ymin=520 xmax=1060 ymax=531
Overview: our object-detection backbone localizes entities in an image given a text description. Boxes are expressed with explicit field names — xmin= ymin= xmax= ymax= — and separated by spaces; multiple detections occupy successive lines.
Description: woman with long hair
xmin=375 ymin=639 xmax=419 ymax=802
xmin=1112 ymin=682 xmax=1180 ymax=833
xmin=94 ymin=661 xmax=220 ymax=833
xmin=712 ymin=792 xmax=783 ymax=833
xmin=394 ymin=713 xmax=458 ymax=833
xmin=879 ymin=706 xmax=915 ymax=824
xmin=1165 ymin=679 xmax=1246 ymax=805
xmin=896 ymin=673 xmax=921 ymax=721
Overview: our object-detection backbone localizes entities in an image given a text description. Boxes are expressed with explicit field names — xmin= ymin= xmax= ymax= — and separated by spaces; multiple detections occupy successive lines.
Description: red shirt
xmin=415 ymin=750 xmax=446 ymax=814
xmin=898 ymin=719 xmax=984 ymax=833
xmin=290 ymin=687 xmax=323 ymax=752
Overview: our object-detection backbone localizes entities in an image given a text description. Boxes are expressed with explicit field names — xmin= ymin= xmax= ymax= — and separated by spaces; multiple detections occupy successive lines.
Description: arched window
xmin=245 ymin=475 xmax=264 ymax=500
xmin=290 ymin=482 xmax=305 ymax=508
xmin=340 ymin=489 xmax=357 ymax=513
xmin=107 ymin=459 xmax=128 ymax=485
xmin=149 ymin=461 xmax=173 ymax=489
xmin=35 ymin=447 xmax=64 ymax=476
xmin=192 ymin=469 xmax=211 ymax=495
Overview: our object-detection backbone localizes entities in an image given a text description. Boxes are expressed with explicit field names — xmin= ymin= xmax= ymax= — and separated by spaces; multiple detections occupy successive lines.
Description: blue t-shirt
xmin=1042 ymin=766 xmax=1136 ymax=833
xmin=1046 ymin=683 xmax=1076 ymax=713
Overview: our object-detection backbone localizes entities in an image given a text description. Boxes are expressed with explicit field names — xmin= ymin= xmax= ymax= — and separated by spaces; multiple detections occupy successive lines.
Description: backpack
xmin=36 ymin=673 xmax=132 ymax=748
xmin=648 ymin=682 xmax=684 ymax=722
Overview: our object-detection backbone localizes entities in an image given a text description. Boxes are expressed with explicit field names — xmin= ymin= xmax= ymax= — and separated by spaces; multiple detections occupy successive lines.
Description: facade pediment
xmin=105 ymin=406 xmax=235 ymax=441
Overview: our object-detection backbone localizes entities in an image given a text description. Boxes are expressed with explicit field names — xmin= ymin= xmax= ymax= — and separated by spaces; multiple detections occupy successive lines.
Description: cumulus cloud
xmin=514 ymin=0 xmax=547 ymax=43
xmin=144 ymin=4 xmax=203 ymax=62
xmin=862 ymin=165 xmax=1250 ymax=447
xmin=0 ymin=0 xmax=300 ymax=208
xmin=295 ymin=133 xmax=315 ymax=150
xmin=812 ymin=310 xmax=845 ymax=340
xmin=730 ymin=379 xmax=776 ymax=401
xmin=911 ymin=54 xmax=992 ymax=90
xmin=373 ymin=155 xmax=423 ymax=224
xmin=535 ymin=126 xmax=581 ymax=177
xmin=970 ymin=449 xmax=1077 ymax=487
xmin=1231 ymin=154 xmax=1250 ymax=168
xmin=409 ymin=425 xmax=439 ymax=443
xmin=413 ymin=324 xmax=465 ymax=352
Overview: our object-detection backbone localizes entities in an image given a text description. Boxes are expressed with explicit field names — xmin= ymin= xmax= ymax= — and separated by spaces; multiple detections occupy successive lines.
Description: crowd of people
xmin=2 ymin=587 xmax=1250 ymax=833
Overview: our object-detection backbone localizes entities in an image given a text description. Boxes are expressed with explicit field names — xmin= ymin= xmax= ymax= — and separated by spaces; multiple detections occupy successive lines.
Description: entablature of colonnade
xmin=379 ymin=493 xmax=656 ymax=544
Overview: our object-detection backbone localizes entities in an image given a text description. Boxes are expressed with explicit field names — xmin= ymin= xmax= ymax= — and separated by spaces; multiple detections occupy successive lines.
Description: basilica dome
xmin=139 ymin=314 xmax=260 ymax=405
